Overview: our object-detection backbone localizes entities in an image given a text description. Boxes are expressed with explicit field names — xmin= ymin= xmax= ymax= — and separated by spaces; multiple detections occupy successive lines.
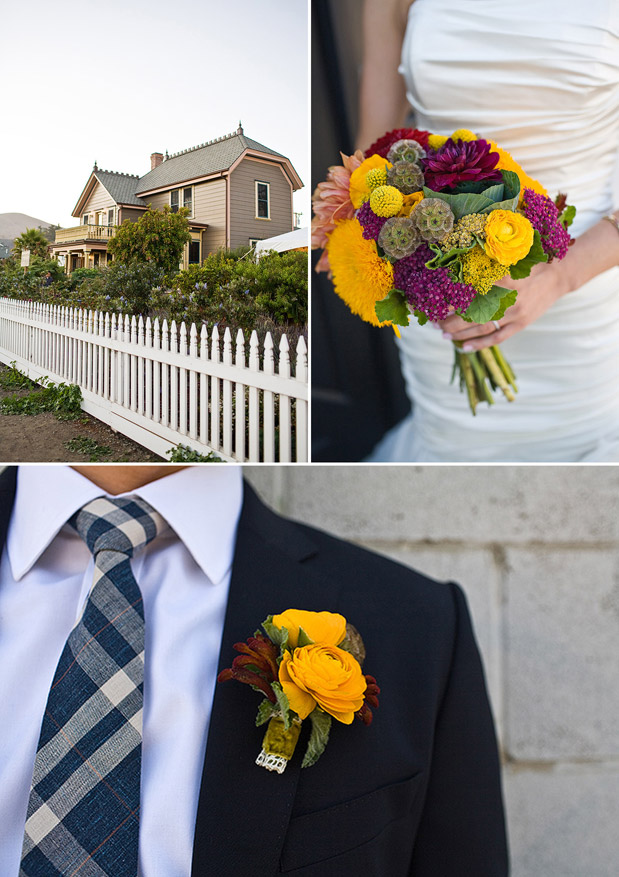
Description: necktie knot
xmin=69 ymin=494 xmax=167 ymax=559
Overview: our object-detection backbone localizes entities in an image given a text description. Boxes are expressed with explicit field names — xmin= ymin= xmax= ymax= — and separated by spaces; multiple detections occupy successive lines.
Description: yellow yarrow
xmin=462 ymin=246 xmax=506 ymax=294
xmin=369 ymin=185 xmax=404 ymax=217
xmin=399 ymin=191 xmax=424 ymax=217
xmin=451 ymin=128 xmax=477 ymax=142
xmin=349 ymin=154 xmax=392 ymax=208
xmin=365 ymin=166 xmax=388 ymax=191
xmin=326 ymin=218 xmax=395 ymax=327
xmin=428 ymin=134 xmax=448 ymax=149
xmin=484 ymin=210 xmax=534 ymax=266
xmin=489 ymin=141 xmax=547 ymax=200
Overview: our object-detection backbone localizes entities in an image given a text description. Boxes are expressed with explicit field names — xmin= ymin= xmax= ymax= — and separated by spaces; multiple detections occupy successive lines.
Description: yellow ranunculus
xmin=279 ymin=645 xmax=367 ymax=724
xmin=272 ymin=609 xmax=346 ymax=649
xmin=349 ymin=154 xmax=392 ymax=208
xmin=399 ymin=191 xmax=424 ymax=217
xmin=484 ymin=210 xmax=534 ymax=266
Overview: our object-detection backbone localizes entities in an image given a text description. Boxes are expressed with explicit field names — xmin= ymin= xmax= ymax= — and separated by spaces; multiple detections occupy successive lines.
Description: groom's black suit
xmin=0 ymin=468 xmax=508 ymax=876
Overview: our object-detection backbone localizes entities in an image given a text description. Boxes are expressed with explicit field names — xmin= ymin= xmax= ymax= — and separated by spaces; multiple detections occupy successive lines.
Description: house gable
xmin=229 ymin=157 xmax=294 ymax=248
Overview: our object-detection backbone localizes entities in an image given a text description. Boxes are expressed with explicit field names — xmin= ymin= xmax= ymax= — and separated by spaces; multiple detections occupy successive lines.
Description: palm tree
xmin=12 ymin=228 xmax=50 ymax=260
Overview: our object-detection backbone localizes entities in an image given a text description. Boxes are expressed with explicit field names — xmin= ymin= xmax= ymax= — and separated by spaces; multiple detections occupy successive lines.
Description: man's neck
xmin=70 ymin=466 xmax=188 ymax=495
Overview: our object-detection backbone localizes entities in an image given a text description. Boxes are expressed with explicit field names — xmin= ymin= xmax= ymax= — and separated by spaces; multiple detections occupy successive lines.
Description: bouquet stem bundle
xmin=454 ymin=344 xmax=517 ymax=413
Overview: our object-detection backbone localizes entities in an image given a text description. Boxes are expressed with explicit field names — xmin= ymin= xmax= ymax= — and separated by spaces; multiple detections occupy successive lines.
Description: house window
xmin=255 ymin=181 xmax=270 ymax=219
xmin=82 ymin=214 xmax=89 ymax=225
xmin=249 ymin=239 xmax=262 ymax=248
xmin=170 ymin=190 xmax=179 ymax=213
xmin=188 ymin=240 xmax=200 ymax=264
xmin=183 ymin=187 xmax=193 ymax=214
xmin=108 ymin=208 xmax=114 ymax=226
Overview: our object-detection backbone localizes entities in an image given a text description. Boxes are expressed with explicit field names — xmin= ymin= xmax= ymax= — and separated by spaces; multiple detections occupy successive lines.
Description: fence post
xmin=295 ymin=336 xmax=308 ymax=462
xmin=263 ymin=333 xmax=275 ymax=463
xmin=278 ymin=335 xmax=291 ymax=463
xmin=248 ymin=330 xmax=260 ymax=462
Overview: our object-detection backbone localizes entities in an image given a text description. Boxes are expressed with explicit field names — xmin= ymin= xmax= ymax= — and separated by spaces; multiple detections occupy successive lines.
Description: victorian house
xmin=50 ymin=125 xmax=303 ymax=272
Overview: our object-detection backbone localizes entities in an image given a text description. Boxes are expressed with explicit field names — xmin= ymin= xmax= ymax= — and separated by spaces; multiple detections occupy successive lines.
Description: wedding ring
xmin=492 ymin=320 xmax=501 ymax=330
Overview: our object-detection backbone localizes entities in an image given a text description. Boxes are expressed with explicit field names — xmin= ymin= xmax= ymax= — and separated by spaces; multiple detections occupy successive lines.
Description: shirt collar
xmin=8 ymin=466 xmax=243 ymax=586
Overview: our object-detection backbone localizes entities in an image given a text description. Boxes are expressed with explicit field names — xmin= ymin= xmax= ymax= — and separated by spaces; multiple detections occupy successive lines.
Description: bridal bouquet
xmin=312 ymin=127 xmax=575 ymax=413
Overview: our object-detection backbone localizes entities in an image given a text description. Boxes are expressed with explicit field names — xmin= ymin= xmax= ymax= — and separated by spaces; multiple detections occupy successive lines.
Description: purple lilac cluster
xmin=521 ymin=188 xmax=571 ymax=260
xmin=357 ymin=200 xmax=388 ymax=241
xmin=394 ymin=245 xmax=477 ymax=321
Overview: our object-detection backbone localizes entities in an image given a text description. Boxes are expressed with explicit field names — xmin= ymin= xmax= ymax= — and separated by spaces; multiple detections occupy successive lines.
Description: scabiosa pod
xmin=412 ymin=198 xmax=455 ymax=241
xmin=387 ymin=139 xmax=427 ymax=164
xmin=378 ymin=216 xmax=421 ymax=260
xmin=387 ymin=161 xmax=425 ymax=195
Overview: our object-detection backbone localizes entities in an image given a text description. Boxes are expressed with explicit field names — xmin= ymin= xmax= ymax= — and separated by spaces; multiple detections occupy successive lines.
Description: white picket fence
xmin=0 ymin=298 xmax=308 ymax=462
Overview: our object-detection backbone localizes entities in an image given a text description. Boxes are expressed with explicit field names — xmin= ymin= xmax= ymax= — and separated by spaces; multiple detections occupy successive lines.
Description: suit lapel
xmin=191 ymin=484 xmax=342 ymax=877
xmin=0 ymin=467 xmax=17 ymax=551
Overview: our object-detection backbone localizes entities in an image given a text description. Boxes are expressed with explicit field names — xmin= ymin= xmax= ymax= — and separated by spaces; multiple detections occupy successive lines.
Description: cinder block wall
xmin=245 ymin=466 xmax=619 ymax=877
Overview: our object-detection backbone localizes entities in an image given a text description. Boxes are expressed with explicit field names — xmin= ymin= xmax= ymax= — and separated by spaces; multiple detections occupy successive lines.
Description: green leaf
xmin=375 ymin=288 xmax=410 ymax=327
xmin=297 ymin=627 xmax=313 ymax=647
xmin=302 ymin=709 xmax=332 ymax=768
xmin=463 ymin=285 xmax=517 ymax=324
xmin=559 ymin=204 xmax=576 ymax=229
xmin=489 ymin=287 xmax=518 ymax=321
xmin=509 ymin=228 xmax=548 ymax=279
xmin=262 ymin=617 xmax=289 ymax=652
xmin=413 ymin=309 xmax=429 ymax=326
xmin=256 ymin=699 xmax=278 ymax=727
xmin=427 ymin=241 xmax=475 ymax=269
xmin=451 ymin=181 xmax=505 ymax=199
xmin=479 ymin=171 xmax=521 ymax=214
xmin=270 ymin=682 xmax=293 ymax=729
xmin=425 ymin=187 xmax=495 ymax=220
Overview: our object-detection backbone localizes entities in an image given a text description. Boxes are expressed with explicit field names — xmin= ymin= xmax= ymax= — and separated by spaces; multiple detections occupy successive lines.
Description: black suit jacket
xmin=0 ymin=468 xmax=508 ymax=876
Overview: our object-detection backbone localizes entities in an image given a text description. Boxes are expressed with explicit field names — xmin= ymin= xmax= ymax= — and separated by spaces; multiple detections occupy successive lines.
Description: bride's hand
xmin=437 ymin=259 xmax=571 ymax=351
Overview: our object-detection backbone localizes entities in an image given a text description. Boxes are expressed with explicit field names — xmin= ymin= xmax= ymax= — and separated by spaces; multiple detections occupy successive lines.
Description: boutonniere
xmin=218 ymin=608 xmax=380 ymax=773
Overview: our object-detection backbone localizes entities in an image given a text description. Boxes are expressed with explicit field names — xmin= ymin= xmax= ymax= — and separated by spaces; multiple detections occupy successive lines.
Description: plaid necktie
xmin=20 ymin=495 xmax=167 ymax=877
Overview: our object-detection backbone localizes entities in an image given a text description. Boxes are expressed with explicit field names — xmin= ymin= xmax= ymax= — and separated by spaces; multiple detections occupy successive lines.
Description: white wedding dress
xmin=369 ymin=0 xmax=619 ymax=462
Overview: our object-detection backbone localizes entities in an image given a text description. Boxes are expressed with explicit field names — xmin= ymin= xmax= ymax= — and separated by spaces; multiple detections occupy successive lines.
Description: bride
xmin=356 ymin=0 xmax=619 ymax=462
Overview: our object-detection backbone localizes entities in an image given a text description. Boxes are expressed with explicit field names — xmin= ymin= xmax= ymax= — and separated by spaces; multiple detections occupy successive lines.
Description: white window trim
xmin=170 ymin=185 xmax=194 ymax=218
xmin=255 ymin=180 xmax=271 ymax=220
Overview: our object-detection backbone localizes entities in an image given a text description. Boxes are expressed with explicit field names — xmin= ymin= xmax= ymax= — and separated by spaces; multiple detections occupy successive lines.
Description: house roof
xmin=94 ymin=170 xmax=143 ymax=206
xmin=135 ymin=130 xmax=294 ymax=194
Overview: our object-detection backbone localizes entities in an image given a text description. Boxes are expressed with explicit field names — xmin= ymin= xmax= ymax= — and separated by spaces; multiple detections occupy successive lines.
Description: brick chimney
xmin=151 ymin=152 xmax=164 ymax=170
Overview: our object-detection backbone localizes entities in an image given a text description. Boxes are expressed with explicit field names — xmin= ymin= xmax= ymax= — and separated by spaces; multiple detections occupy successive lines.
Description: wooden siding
xmin=82 ymin=180 xmax=116 ymax=215
xmin=118 ymin=207 xmax=146 ymax=224
xmin=194 ymin=178 xmax=226 ymax=254
xmin=140 ymin=191 xmax=168 ymax=211
xmin=229 ymin=158 xmax=293 ymax=248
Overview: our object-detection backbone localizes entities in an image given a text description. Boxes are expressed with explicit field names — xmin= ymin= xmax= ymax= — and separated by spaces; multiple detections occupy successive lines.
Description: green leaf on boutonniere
xmin=271 ymin=682 xmax=293 ymax=729
xmin=375 ymin=288 xmax=410 ymax=327
xmin=262 ymin=616 xmax=289 ymax=652
xmin=302 ymin=709 xmax=332 ymax=769
xmin=256 ymin=699 xmax=278 ymax=727
xmin=297 ymin=627 xmax=314 ymax=647
xmin=508 ymin=229 xmax=548 ymax=279
xmin=463 ymin=285 xmax=517 ymax=324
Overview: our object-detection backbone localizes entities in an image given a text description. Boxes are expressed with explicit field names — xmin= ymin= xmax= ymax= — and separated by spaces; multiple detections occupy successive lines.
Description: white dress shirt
xmin=0 ymin=464 xmax=243 ymax=877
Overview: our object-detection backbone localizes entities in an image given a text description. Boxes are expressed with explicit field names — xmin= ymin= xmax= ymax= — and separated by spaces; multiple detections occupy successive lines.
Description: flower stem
xmin=478 ymin=348 xmax=515 ymax=402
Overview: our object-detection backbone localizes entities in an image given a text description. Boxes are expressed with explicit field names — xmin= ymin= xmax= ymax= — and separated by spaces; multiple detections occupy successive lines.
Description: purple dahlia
xmin=422 ymin=138 xmax=502 ymax=191
xmin=394 ymin=244 xmax=477 ymax=322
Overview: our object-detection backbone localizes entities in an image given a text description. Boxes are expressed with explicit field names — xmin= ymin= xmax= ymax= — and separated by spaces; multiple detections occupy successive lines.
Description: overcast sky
xmin=0 ymin=0 xmax=308 ymax=229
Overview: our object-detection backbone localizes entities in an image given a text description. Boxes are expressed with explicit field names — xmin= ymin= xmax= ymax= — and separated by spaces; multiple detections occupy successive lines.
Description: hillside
xmin=0 ymin=213 xmax=53 ymax=239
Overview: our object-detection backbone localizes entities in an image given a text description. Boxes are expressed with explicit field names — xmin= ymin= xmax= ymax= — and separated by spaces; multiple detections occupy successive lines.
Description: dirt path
xmin=0 ymin=365 xmax=163 ymax=463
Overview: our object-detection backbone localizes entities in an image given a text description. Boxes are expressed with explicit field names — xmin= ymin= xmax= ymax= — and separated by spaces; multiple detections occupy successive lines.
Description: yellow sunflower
xmin=326 ymin=219 xmax=395 ymax=328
